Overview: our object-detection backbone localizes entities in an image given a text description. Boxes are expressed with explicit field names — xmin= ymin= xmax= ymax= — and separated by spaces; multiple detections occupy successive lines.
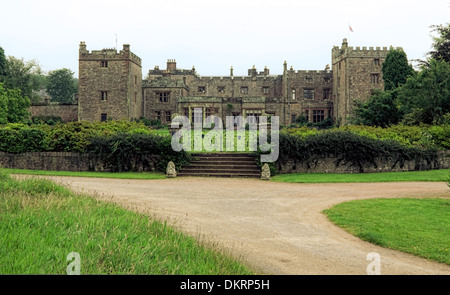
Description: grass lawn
xmin=0 ymin=171 xmax=254 ymax=274
xmin=270 ymin=169 xmax=450 ymax=183
xmin=323 ymin=198 xmax=450 ymax=265
xmin=4 ymin=168 xmax=166 ymax=180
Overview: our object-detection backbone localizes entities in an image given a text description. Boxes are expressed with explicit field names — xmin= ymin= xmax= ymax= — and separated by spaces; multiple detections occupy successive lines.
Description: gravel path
xmin=25 ymin=176 xmax=450 ymax=275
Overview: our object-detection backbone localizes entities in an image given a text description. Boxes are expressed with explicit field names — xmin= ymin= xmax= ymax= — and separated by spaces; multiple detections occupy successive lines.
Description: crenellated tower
xmin=78 ymin=42 xmax=142 ymax=121
xmin=331 ymin=38 xmax=400 ymax=125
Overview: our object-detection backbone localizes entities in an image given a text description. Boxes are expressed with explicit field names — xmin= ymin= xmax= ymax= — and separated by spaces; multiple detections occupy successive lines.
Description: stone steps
xmin=178 ymin=153 xmax=261 ymax=178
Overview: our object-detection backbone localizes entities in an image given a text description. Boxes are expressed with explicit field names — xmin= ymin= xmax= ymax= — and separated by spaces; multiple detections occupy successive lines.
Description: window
xmin=134 ymin=92 xmax=137 ymax=103
xmin=165 ymin=111 xmax=171 ymax=122
xmin=324 ymin=76 xmax=331 ymax=83
xmin=192 ymin=108 xmax=203 ymax=124
xmin=217 ymin=86 xmax=225 ymax=93
xmin=100 ymin=61 xmax=108 ymax=68
xmin=245 ymin=110 xmax=261 ymax=124
xmin=371 ymin=73 xmax=380 ymax=84
xmin=241 ymin=87 xmax=248 ymax=94
xmin=101 ymin=91 xmax=108 ymax=101
xmin=205 ymin=108 xmax=218 ymax=118
xmin=157 ymin=92 xmax=170 ymax=103
xmin=134 ymin=75 xmax=137 ymax=85
xmin=312 ymin=110 xmax=325 ymax=123
xmin=262 ymin=86 xmax=269 ymax=94
xmin=374 ymin=59 xmax=380 ymax=66
xmin=292 ymin=89 xmax=296 ymax=100
xmin=306 ymin=77 xmax=313 ymax=84
xmin=291 ymin=114 xmax=296 ymax=124
xmin=101 ymin=113 xmax=107 ymax=122
xmin=155 ymin=111 xmax=161 ymax=121
xmin=303 ymin=89 xmax=315 ymax=99
xmin=323 ymin=88 xmax=331 ymax=100
xmin=198 ymin=86 xmax=206 ymax=94
xmin=304 ymin=110 xmax=309 ymax=122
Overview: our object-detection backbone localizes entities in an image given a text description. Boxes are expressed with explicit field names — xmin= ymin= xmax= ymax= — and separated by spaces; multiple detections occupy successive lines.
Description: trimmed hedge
xmin=256 ymin=131 xmax=440 ymax=174
xmin=0 ymin=121 xmax=191 ymax=172
xmin=87 ymin=133 xmax=191 ymax=172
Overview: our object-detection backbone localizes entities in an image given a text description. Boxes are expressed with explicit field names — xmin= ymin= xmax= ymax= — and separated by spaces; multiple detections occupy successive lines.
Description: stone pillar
xmin=166 ymin=161 xmax=176 ymax=178
xmin=261 ymin=163 xmax=270 ymax=180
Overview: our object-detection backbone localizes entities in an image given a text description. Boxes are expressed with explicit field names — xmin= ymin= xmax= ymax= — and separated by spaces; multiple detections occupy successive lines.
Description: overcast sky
xmin=1 ymin=0 xmax=449 ymax=77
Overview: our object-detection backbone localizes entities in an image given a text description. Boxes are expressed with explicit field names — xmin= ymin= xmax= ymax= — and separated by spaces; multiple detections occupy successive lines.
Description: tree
xmin=46 ymin=68 xmax=77 ymax=103
xmin=0 ymin=82 xmax=30 ymax=124
xmin=429 ymin=23 xmax=450 ymax=63
xmin=350 ymin=89 xmax=401 ymax=127
xmin=382 ymin=48 xmax=415 ymax=91
xmin=0 ymin=46 xmax=6 ymax=77
xmin=398 ymin=59 xmax=450 ymax=125
xmin=2 ymin=56 xmax=45 ymax=103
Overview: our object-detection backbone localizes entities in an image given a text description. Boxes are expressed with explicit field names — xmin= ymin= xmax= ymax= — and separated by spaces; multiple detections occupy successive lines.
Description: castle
xmin=31 ymin=39 xmax=400 ymax=126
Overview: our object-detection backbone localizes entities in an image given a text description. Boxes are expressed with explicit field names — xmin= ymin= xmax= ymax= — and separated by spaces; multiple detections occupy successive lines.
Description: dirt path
xmin=22 ymin=175 xmax=450 ymax=275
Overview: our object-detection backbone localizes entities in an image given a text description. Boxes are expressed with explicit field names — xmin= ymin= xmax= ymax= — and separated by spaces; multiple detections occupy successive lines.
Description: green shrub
xmin=274 ymin=131 xmax=439 ymax=173
xmin=87 ymin=133 xmax=191 ymax=172
xmin=0 ymin=127 xmax=48 ymax=153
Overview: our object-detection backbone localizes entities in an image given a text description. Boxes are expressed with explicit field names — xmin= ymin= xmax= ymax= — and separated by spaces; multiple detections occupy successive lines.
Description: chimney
xmin=167 ymin=59 xmax=176 ymax=71
xmin=79 ymin=41 xmax=87 ymax=56
xmin=248 ymin=65 xmax=257 ymax=77
xmin=123 ymin=44 xmax=130 ymax=52
xmin=230 ymin=66 xmax=234 ymax=77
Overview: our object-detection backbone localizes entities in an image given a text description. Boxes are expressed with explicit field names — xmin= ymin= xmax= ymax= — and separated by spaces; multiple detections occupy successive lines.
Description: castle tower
xmin=78 ymin=42 xmax=143 ymax=121
xmin=331 ymin=38 xmax=391 ymax=125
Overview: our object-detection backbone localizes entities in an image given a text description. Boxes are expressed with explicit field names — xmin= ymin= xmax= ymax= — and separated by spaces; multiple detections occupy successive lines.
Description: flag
xmin=349 ymin=25 xmax=354 ymax=32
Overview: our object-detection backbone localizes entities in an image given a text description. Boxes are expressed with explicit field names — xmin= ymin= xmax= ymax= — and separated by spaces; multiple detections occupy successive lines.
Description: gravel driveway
xmin=27 ymin=176 xmax=450 ymax=275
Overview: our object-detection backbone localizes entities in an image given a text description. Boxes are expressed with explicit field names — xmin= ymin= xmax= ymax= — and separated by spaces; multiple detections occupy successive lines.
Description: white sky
xmin=0 ymin=0 xmax=449 ymax=77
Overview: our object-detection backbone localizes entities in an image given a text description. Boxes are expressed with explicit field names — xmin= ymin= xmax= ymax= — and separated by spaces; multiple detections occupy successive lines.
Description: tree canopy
xmin=382 ymin=48 xmax=415 ymax=91
xmin=398 ymin=59 xmax=450 ymax=125
xmin=429 ymin=23 xmax=450 ymax=63
xmin=0 ymin=82 xmax=30 ymax=124
xmin=1 ymin=56 xmax=45 ymax=103
xmin=46 ymin=68 xmax=77 ymax=103
xmin=0 ymin=46 xmax=6 ymax=77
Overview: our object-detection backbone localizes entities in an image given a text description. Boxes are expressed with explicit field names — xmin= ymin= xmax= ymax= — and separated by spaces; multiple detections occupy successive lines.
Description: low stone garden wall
xmin=275 ymin=151 xmax=450 ymax=174
xmin=0 ymin=152 xmax=161 ymax=172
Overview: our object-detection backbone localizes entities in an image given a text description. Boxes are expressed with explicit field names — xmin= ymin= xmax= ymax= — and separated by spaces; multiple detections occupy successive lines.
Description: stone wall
xmin=0 ymin=152 xmax=160 ymax=172
xmin=332 ymin=38 xmax=394 ymax=125
xmin=78 ymin=42 xmax=143 ymax=122
xmin=276 ymin=151 xmax=450 ymax=174
xmin=29 ymin=103 xmax=78 ymax=122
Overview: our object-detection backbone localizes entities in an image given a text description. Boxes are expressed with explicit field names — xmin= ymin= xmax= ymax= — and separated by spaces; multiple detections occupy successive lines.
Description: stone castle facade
xmin=34 ymin=39 xmax=401 ymax=126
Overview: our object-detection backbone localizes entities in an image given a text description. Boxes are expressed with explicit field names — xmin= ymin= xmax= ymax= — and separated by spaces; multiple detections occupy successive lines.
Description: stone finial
xmin=166 ymin=161 xmax=177 ymax=178
xmin=261 ymin=163 xmax=270 ymax=180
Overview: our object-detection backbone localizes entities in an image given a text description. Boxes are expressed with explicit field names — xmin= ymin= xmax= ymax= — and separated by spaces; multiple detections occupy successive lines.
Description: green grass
xmin=271 ymin=169 xmax=450 ymax=183
xmin=0 ymin=171 xmax=254 ymax=274
xmin=4 ymin=168 xmax=166 ymax=180
xmin=323 ymin=198 xmax=450 ymax=265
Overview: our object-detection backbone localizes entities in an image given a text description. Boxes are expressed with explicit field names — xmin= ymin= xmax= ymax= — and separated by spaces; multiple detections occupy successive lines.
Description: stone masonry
xmin=33 ymin=39 xmax=400 ymax=126
xmin=78 ymin=42 xmax=142 ymax=122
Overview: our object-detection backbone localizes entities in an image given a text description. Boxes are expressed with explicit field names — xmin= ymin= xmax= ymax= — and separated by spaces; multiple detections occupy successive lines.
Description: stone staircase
xmin=178 ymin=153 xmax=261 ymax=178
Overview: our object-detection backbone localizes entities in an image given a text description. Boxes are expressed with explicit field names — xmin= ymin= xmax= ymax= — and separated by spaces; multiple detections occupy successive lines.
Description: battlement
xmin=332 ymin=38 xmax=402 ymax=60
xmin=79 ymin=41 xmax=141 ymax=65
